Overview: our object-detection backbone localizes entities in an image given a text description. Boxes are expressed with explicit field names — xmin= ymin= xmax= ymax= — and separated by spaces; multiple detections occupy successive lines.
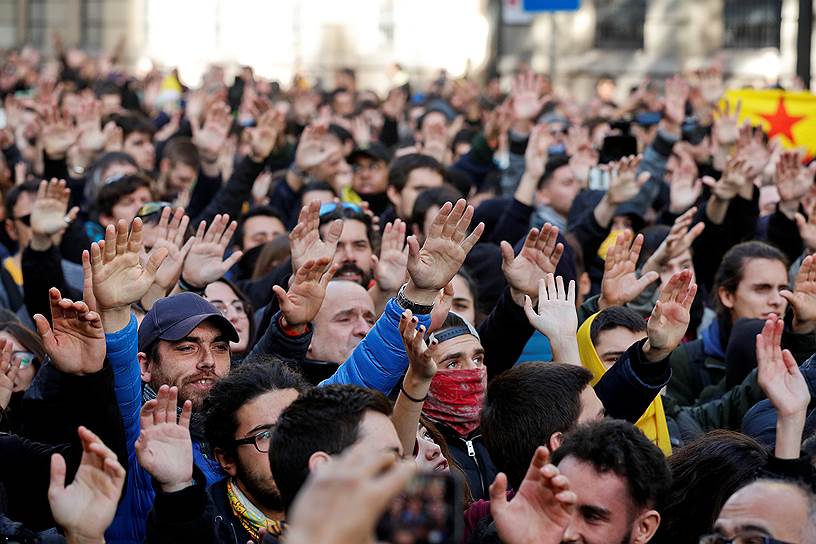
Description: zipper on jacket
xmin=464 ymin=437 xmax=486 ymax=496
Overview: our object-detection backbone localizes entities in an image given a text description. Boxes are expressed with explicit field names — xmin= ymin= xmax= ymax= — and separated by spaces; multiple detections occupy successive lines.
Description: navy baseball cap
xmin=138 ymin=292 xmax=239 ymax=353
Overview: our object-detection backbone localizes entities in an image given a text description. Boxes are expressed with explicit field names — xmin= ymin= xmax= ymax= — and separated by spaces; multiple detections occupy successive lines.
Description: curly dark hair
xmin=551 ymin=419 xmax=671 ymax=511
xmin=202 ymin=357 xmax=309 ymax=458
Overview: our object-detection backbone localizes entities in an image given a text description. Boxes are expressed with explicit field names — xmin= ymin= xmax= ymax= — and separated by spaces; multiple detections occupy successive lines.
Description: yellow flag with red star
xmin=723 ymin=89 xmax=816 ymax=156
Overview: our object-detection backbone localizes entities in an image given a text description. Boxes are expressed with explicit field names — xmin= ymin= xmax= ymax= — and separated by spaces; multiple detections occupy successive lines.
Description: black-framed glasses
xmin=14 ymin=215 xmax=30 ymax=226
xmin=233 ymin=427 xmax=273 ymax=454
xmin=699 ymin=533 xmax=793 ymax=544
xmin=136 ymin=201 xmax=172 ymax=219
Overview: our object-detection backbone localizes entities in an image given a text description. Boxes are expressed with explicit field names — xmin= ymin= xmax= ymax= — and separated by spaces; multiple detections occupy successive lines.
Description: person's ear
xmin=387 ymin=185 xmax=401 ymax=209
xmin=718 ymin=287 xmax=735 ymax=310
xmin=98 ymin=214 xmax=113 ymax=228
xmin=631 ymin=510 xmax=660 ymax=544
xmin=213 ymin=447 xmax=238 ymax=477
xmin=4 ymin=218 xmax=17 ymax=242
xmin=138 ymin=351 xmax=152 ymax=383
xmin=536 ymin=186 xmax=551 ymax=207
xmin=548 ymin=432 xmax=563 ymax=452
xmin=308 ymin=451 xmax=332 ymax=473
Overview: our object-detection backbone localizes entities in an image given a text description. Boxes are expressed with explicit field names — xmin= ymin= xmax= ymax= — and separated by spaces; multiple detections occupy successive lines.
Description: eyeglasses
xmin=233 ymin=427 xmax=273 ymax=454
xmin=210 ymin=300 xmax=247 ymax=317
xmin=699 ymin=533 xmax=793 ymax=544
xmin=319 ymin=202 xmax=362 ymax=217
xmin=136 ymin=201 xmax=172 ymax=219
xmin=12 ymin=351 xmax=35 ymax=369
xmin=14 ymin=215 xmax=30 ymax=226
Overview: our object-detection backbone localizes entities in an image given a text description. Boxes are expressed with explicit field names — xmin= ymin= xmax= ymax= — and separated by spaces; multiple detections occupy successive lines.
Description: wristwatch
xmin=395 ymin=283 xmax=434 ymax=315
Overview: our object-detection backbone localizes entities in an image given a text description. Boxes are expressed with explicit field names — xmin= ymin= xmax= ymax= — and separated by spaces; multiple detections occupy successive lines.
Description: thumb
xmin=636 ymin=271 xmax=660 ymax=292
xmin=489 ymin=472 xmax=509 ymax=513
xmin=49 ymin=453 xmax=67 ymax=497
xmin=499 ymin=240 xmax=514 ymax=267
xmin=795 ymin=213 xmax=808 ymax=230
xmin=144 ymin=247 xmax=169 ymax=276
xmin=701 ymin=175 xmax=717 ymax=189
xmin=523 ymin=295 xmax=537 ymax=323
xmin=272 ymin=285 xmax=289 ymax=309
xmin=780 ymin=290 xmax=794 ymax=305
xmin=33 ymin=314 xmax=55 ymax=345
xmin=406 ymin=235 xmax=420 ymax=260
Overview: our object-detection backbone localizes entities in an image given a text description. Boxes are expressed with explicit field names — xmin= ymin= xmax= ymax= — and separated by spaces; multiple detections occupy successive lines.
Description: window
xmin=594 ymin=0 xmax=647 ymax=50
xmin=723 ymin=0 xmax=782 ymax=49
xmin=0 ymin=0 xmax=18 ymax=47
xmin=27 ymin=0 xmax=46 ymax=47
xmin=81 ymin=0 xmax=103 ymax=50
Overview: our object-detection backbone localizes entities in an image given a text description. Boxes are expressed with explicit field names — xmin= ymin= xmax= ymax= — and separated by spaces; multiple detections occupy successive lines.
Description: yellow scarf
xmin=226 ymin=478 xmax=285 ymax=540
xmin=577 ymin=312 xmax=672 ymax=456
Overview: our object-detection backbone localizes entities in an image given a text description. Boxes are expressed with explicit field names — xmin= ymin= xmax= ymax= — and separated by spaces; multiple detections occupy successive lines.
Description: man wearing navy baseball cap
xmin=137 ymin=291 xmax=239 ymax=411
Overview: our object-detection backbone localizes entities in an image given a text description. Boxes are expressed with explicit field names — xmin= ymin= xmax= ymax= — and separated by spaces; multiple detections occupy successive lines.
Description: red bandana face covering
xmin=423 ymin=366 xmax=487 ymax=437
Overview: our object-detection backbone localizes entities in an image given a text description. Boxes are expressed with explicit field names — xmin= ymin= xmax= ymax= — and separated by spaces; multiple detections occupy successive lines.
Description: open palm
xmin=491 ymin=447 xmax=575 ymax=544
xmin=646 ymin=270 xmax=696 ymax=355
xmin=182 ymin=214 xmax=243 ymax=288
xmin=135 ymin=385 xmax=194 ymax=491
xmin=757 ymin=316 xmax=810 ymax=418
xmin=273 ymin=258 xmax=337 ymax=327
xmin=407 ymin=199 xmax=484 ymax=291
xmin=90 ymin=219 xmax=167 ymax=310
xmin=33 ymin=288 xmax=104 ymax=375
xmin=502 ymin=224 xmax=564 ymax=301
xmin=599 ymin=231 xmax=659 ymax=309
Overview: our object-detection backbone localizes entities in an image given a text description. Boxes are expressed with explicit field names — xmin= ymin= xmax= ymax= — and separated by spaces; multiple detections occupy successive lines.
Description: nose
xmin=561 ymin=521 xmax=580 ymax=543
xmin=769 ymin=290 xmax=785 ymax=309
xmin=338 ymin=244 xmax=354 ymax=263
xmin=425 ymin=442 xmax=442 ymax=461
xmin=198 ymin=347 xmax=216 ymax=370
xmin=352 ymin=317 xmax=371 ymax=338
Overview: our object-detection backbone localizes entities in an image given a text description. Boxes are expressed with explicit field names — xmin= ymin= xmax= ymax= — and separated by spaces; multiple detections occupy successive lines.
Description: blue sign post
xmin=522 ymin=0 xmax=580 ymax=11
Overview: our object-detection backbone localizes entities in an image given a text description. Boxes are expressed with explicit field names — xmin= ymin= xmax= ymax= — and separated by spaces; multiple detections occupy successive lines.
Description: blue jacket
xmin=320 ymin=298 xmax=431 ymax=394
xmin=105 ymin=315 xmax=224 ymax=544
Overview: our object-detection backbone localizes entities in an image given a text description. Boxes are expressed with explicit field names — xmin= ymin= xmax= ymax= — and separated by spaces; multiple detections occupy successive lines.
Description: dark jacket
xmin=2 ymin=361 xmax=126 ymax=533
xmin=145 ymin=477 xmax=280 ymax=544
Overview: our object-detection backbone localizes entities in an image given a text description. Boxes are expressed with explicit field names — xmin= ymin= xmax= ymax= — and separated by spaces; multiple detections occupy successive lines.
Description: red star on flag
xmin=759 ymin=96 xmax=805 ymax=144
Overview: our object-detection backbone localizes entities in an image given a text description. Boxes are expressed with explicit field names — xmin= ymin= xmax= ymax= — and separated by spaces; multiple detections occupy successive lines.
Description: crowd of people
xmin=0 ymin=34 xmax=815 ymax=544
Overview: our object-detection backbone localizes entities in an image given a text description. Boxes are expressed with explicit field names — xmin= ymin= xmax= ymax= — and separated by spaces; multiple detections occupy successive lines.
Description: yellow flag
xmin=723 ymin=89 xmax=816 ymax=156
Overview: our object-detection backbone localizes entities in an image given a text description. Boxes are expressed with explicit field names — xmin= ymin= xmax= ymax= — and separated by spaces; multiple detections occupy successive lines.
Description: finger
xmin=545 ymin=273 xmax=557 ymax=302
xmin=154 ymin=386 xmax=168 ymax=425
xmin=219 ymin=220 xmax=238 ymax=247
xmin=681 ymin=282 xmax=698 ymax=310
xmin=550 ymin=242 xmax=564 ymax=267
xmin=489 ymin=472 xmax=509 ymax=510
xmin=33 ymin=314 xmax=55 ymax=347
xmin=442 ymin=200 xmax=467 ymax=239
xmin=499 ymin=240 xmax=515 ymax=268
xmin=452 ymin=205 xmax=475 ymax=244
xmin=102 ymin=224 xmax=117 ymax=262
xmin=460 ymin=222 xmax=485 ymax=254
xmin=166 ymin=386 xmax=179 ymax=423
xmin=128 ymin=218 xmax=144 ymax=255
xmin=179 ymin=399 xmax=193 ymax=429
xmin=49 ymin=453 xmax=67 ymax=495
xmin=567 ymin=279 xmax=576 ymax=305
xmin=144 ymin=247 xmax=169 ymax=277
xmin=427 ymin=201 xmax=454 ymax=240
xmin=555 ymin=275 xmax=566 ymax=301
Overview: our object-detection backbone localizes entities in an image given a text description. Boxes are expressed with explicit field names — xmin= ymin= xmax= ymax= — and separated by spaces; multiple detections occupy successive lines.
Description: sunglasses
xmin=136 ymin=201 xmax=172 ymax=219
xmin=319 ymin=202 xmax=362 ymax=217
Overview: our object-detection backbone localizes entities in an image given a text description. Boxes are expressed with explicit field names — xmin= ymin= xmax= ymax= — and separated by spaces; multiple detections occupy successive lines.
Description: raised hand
xmin=40 ymin=104 xmax=77 ymax=160
xmin=371 ymin=220 xmax=409 ymax=293
xmin=501 ymin=225 xmax=565 ymax=305
xmin=643 ymin=269 xmax=696 ymax=362
xmin=181 ymin=214 xmax=243 ymax=289
xmin=511 ymin=73 xmax=548 ymax=122
xmin=757 ymin=315 xmax=810 ymax=418
xmin=399 ymin=309 xmax=438 ymax=381
xmin=757 ymin=315 xmax=810 ymax=460
xmin=662 ymin=75 xmax=689 ymax=127
xmin=598 ymin=231 xmax=660 ymax=309
xmin=668 ymin=152 xmax=703 ymax=214
xmin=606 ymin=155 xmax=648 ymax=205
xmin=524 ymin=274 xmax=577 ymax=340
xmin=781 ymin=255 xmax=816 ymax=334
xmin=775 ymin=150 xmax=814 ymax=205
xmin=247 ymin=109 xmax=284 ymax=163
xmin=273 ymin=257 xmax=338 ymax=330
xmin=713 ymin=99 xmax=741 ymax=147
xmin=49 ymin=426 xmax=126 ymax=543
xmin=406 ymin=199 xmax=484 ymax=292
xmin=135 ymin=385 xmax=194 ymax=493
xmin=33 ymin=287 xmax=105 ymax=375
xmin=192 ymin=101 xmax=231 ymax=162
xmin=522 ymin=124 xmax=554 ymax=181
xmin=145 ymin=207 xmax=194 ymax=292
xmin=75 ymin=96 xmax=105 ymax=157
xmin=490 ymin=447 xmax=576 ymax=544
xmin=90 ymin=219 xmax=168 ymax=311
xmin=289 ymin=201 xmax=344 ymax=274
xmin=795 ymin=202 xmax=816 ymax=253
xmin=641 ymin=207 xmax=705 ymax=279
xmin=0 ymin=340 xmax=18 ymax=410
xmin=294 ymin=122 xmax=335 ymax=171
xmin=30 ymin=178 xmax=79 ymax=239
